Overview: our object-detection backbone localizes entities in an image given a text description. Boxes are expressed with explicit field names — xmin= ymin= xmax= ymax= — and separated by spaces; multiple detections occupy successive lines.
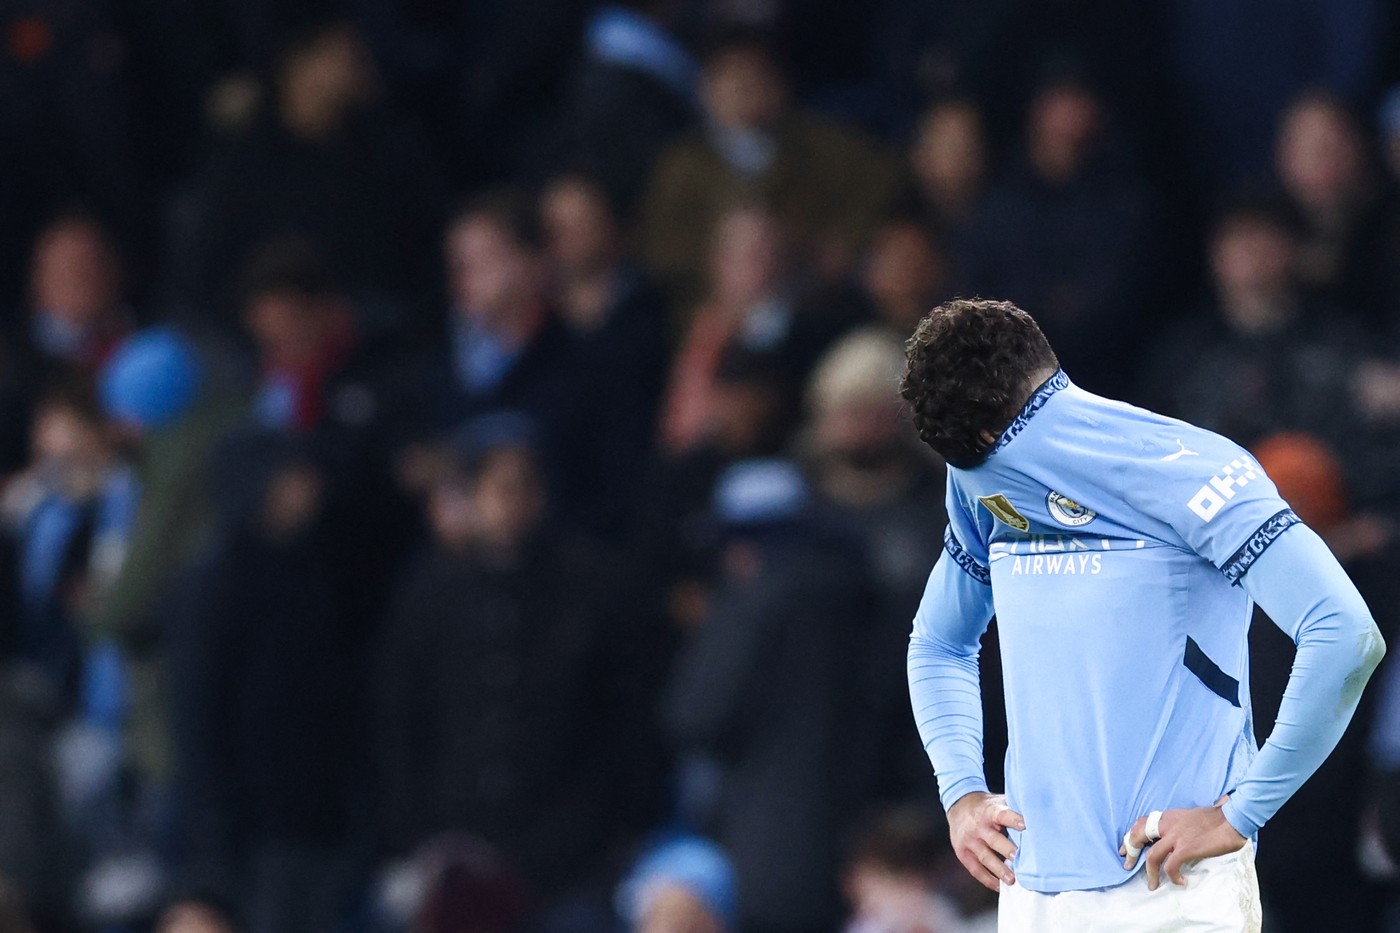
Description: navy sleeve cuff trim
xmin=944 ymin=527 xmax=991 ymax=585
xmin=1221 ymin=508 xmax=1301 ymax=585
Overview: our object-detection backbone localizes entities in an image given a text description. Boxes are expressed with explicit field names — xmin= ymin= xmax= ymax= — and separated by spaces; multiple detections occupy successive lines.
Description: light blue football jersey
xmin=914 ymin=371 xmax=1305 ymax=892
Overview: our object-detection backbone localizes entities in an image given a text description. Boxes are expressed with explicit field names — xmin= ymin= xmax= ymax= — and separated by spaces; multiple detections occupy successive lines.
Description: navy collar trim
xmin=989 ymin=369 xmax=1070 ymax=457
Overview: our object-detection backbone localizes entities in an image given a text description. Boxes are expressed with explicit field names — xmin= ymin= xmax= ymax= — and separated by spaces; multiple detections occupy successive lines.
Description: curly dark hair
xmin=899 ymin=298 xmax=1059 ymax=468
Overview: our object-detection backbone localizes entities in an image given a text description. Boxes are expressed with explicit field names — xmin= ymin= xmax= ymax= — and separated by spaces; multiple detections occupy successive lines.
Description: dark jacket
xmin=376 ymin=532 xmax=661 ymax=895
xmin=663 ymin=525 xmax=874 ymax=933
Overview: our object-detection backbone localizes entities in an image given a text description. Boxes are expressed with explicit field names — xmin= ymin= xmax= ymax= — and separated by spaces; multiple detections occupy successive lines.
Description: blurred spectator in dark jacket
xmin=549 ymin=2 xmax=697 ymax=215
xmin=0 ymin=214 xmax=131 ymax=475
xmin=378 ymin=414 xmax=659 ymax=914
xmin=905 ymin=100 xmax=988 ymax=242
xmin=663 ymin=459 xmax=872 ymax=933
xmin=540 ymin=172 xmax=668 ymax=540
xmin=617 ymin=835 xmax=737 ymax=933
xmin=1249 ymin=432 xmax=1395 ymax=933
xmin=662 ymin=204 xmax=847 ymax=455
xmin=239 ymin=237 xmax=416 ymax=634
xmin=0 ymin=668 xmax=63 ymax=930
xmin=640 ymin=31 xmax=899 ymax=304
xmin=1275 ymin=91 xmax=1392 ymax=322
xmin=956 ymin=73 xmax=1154 ymax=394
xmin=163 ymin=19 xmax=446 ymax=329
xmin=167 ymin=429 xmax=358 ymax=933
xmin=1144 ymin=197 xmax=1360 ymax=451
xmin=799 ymin=329 xmax=947 ymax=801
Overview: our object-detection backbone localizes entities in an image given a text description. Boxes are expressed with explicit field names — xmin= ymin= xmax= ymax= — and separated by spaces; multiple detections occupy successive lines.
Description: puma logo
xmin=1161 ymin=439 xmax=1200 ymax=462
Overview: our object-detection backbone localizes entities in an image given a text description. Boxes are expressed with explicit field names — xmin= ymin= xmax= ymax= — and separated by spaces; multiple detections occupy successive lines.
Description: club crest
xmin=1046 ymin=491 xmax=1096 ymax=527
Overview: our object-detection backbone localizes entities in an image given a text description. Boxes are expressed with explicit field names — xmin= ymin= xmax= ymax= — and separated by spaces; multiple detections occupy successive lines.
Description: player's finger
xmin=992 ymin=806 xmax=1027 ymax=831
xmin=1163 ymin=850 xmax=1188 ymax=887
xmin=1124 ymin=815 xmax=1149 ymax=850
xmin=1145 ymin=841 xmax=1172 ymax=891
xmin=981 ymin=827 xmax=1017 ymax=860
xmin=974 ymin=843 xmax=1015 ymax=885
xmin=959 ymin=852 xmax=1003 ymax=893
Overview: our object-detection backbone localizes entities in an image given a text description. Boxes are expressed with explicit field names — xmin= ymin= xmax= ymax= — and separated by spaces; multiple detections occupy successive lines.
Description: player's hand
xmin=948 ymin=790 xmax=1025 ymax=892
xmin=1119 ymin=796 xmax=1246 ymax=890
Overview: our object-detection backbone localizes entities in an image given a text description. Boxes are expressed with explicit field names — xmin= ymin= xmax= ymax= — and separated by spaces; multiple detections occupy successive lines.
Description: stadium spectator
xmin=162 ymin=19 xmax=446 ymax=327
xmin=0 ymin=386 xmax=134 ymax=707
xmin=1275 ymin=92 xmax=1392 ymax=321
xmin=1144 ymin=197 xmax=1361 ymax=451
xmin=905 ymin=100 xmax=988 ymax=241
xmin=799 ymin=329 xmax=946 ymax=800
xmin=855 ymin=218 xmax=950 ymax=339
xmin=540 ymin=172 xmax=669 ymax=539
xmin=639 ymin=30 xmax=899 ymax=304
xmin=617 ymin=836 xmax=737 ymax=933
xmin=167 ymin=429 xmax=359 ymax=933
xmin=661 ymin=204 xmax=847 ymax=455
xmin=841 ymin=806 xmax=970 ymax=933
xmin=377 ymin=415 xmax=658 ymax=919
xmin=955 ymin=72 xmax=1155 ymax=394
xmin=662 ymin=459 xmax=872 ymax=933
xmin=548 ymin=2 xmax=697 ymax=215
xmin=0 ymin=214 xmax=131 ymax=474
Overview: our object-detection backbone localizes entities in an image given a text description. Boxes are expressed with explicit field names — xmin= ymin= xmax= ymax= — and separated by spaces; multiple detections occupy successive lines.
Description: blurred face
xmin=639 ymin=885 xmax=724 ymax=933
xmin=471 ymin=446 xmax=545 ymax=550
xmin=710 ymin=209 xmax=784 ymax=307
xmin=1028 ymin=85 xmax=1101 ymax=182
xmin=912 ymin=103 xmax=986 ymax=199
xmin=863 ymin=225 xmax=944 ymax=330
xmin=31 ymin=221 xmax=120 ymax=328
xmin=1277 ymin=99 xmax=1364 ymax=212
xmin=33 ymin=403 xmax=107 ymax=473
xmin=157 ymin=903 xmax=237 ymax=933
xmin=541 ymin=178 xmax=618 ymax=274
xmin=814 ymin=397 xmax=903 ymax=465
xmin=711 ymin=381 xmax=783 ymax=455
xmin=446 ymin=217 xmax=541 ymax=328
xmin=245 ymin=290 xmax=334 ymax=366
xmin=279 ymin=25 xmax=377 ymax=137
xmin=1211 ymin=218 xmax=1296 ymax=300
xmin=262 ymin=464 xmax=323 ymax=539
xmin=701 ymin=47 xmax=786 ymax=131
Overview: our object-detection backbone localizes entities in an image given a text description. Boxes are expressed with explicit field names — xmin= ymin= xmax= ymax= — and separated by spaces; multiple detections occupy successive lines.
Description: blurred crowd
xmin=5 ymin=1 xmax=1400 ymax=932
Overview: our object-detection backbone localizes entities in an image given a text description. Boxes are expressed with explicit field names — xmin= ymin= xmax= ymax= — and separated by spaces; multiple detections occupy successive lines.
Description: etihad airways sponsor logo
xmin=989 ymin=535 xmax=1146 ymax=574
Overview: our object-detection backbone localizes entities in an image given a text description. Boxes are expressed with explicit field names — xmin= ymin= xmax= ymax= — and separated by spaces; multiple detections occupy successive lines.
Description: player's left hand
xmin=1119 ymin=796 xmax=1246 ymax=890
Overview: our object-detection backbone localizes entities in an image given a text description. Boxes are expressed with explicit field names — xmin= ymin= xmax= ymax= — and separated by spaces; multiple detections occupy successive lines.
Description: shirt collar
xmin=988 ymin=369 xmax=1071 ymax=458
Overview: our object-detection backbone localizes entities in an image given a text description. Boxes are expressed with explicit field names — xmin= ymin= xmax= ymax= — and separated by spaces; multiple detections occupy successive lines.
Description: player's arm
xmin=909 ymin=487 xmax=1023 ymax=890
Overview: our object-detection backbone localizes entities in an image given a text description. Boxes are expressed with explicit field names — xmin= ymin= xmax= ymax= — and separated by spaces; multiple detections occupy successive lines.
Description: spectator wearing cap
xmin=662 ymin=459 xmax=873 ymax=933
xmin=166 ymin=428 xmax=359 ymax=933
xmin=617 ymin=835 xmax=737 ymax=933
xmin=798 ymin=329 xmax=948 ymax=801
xmin=639 ymin=31 xmax=899 ymax=305
xmin=376 ymin=413 xmax=661 ymax=918
xmin=956 ymin=73 xmax=1155 ymax=395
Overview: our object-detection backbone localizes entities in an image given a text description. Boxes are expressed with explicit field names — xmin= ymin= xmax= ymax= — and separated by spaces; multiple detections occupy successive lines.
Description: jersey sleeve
xmin=909 ymin=475 xmax=998 ymax=811
xmin=1119 ymin=429 xmax=1299 ymax=583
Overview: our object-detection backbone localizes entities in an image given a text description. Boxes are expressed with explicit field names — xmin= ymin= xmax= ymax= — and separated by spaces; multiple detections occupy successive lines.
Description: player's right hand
xmin=947 ymin=790 xmax=1025 ymax=891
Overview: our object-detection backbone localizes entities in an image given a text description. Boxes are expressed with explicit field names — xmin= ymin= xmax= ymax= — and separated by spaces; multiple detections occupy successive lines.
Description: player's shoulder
xmin=1059 ymin=386 xmax=1247 ymax=465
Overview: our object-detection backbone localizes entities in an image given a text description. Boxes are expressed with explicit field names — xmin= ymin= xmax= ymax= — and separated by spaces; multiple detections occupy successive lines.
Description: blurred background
xmin=4 ymin=0 xmax=1400 ymax=931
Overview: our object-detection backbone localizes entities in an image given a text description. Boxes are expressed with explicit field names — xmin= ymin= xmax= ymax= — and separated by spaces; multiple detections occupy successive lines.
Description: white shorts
xmin=997 ymin=843 xmax=1261 ymax=933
